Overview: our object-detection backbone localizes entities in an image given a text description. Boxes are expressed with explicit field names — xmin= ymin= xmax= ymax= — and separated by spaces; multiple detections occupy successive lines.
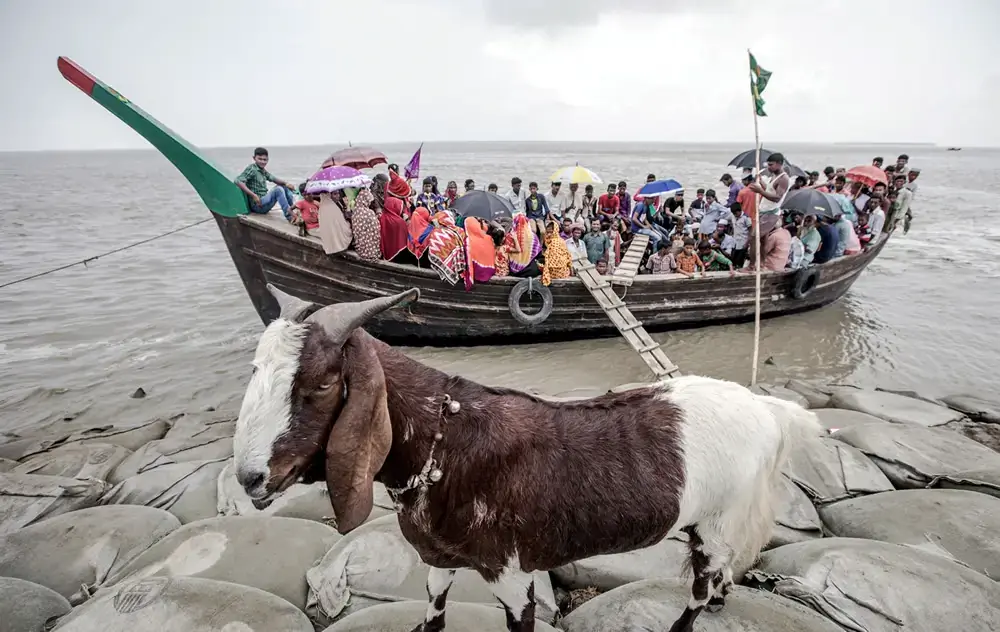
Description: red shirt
xmin=735 ymin=186 xmax=757 ymax=224
xmin=598 ymin=193 xmax=620 ymax=218
xmin=294 ymin=200 xmax=319 ymax=230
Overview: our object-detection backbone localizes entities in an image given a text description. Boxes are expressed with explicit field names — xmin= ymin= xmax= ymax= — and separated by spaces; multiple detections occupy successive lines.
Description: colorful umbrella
xmin=636 ymin=179 xmax=683 ymax=198
xmin=322 ymin=146 xmax=388 ymax=170
xmin=846 ymin=165 xmax=888 ymax=187
xmin=549 ymin=164 xmax=603 ymax=185
xmin=305 ymin=166 xmax=372 ymax=194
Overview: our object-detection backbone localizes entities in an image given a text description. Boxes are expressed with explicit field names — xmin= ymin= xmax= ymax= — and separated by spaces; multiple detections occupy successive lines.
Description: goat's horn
xmin=267 ymin=283 xmax=316 ymax=322
xmin=306 ymin=288 xmax=420 ymax=345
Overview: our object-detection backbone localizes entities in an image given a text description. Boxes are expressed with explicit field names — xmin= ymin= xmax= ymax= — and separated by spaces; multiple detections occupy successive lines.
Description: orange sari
xmin=463 ymin=217 xmax=496 ymax=290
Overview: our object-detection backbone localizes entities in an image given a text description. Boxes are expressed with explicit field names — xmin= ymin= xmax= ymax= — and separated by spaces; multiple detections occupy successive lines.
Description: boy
xmin=646 ymin=242 xmax=678 ymax=274
xmin=698 ymin=240 xmax=735 ymax=276
xmin=675 ymin=237 xmax=705 ymax=278
xmin=236 ymin=147 xmax=297 ymax=218
xmin=525 ymin=181 xmax=550 ymax=237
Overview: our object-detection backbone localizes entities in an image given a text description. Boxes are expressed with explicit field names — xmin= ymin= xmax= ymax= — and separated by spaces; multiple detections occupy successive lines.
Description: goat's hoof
xmin=707 ymin=595 xmax=726 ymax=613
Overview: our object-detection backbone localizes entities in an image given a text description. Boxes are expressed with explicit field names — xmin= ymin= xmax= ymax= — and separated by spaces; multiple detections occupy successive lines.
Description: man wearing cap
xmin=720 ymin=173 xmax=743 ymax=208
xmin=505 ymin=177 xmax=528 ymax=214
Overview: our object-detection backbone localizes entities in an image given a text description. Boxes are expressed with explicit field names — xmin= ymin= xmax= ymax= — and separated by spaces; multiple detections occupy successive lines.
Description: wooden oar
xmin=57 ymin=56 xmax=248 ymax=218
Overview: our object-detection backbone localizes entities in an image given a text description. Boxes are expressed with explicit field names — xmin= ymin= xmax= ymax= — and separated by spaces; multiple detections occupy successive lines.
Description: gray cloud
xmin=481 ymin=0 xmax=733 ymax=28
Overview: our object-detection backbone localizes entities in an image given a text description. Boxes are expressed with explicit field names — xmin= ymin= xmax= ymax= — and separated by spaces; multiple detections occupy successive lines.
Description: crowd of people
xmin=235 ymin=147 xmax=920 ymax=291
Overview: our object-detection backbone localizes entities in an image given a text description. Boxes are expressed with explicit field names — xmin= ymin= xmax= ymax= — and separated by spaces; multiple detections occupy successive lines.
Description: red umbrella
xmin=322 ymin=146 xmax=388 ymax=170
xmin=846 ymin=165 xmax=888 ymax=187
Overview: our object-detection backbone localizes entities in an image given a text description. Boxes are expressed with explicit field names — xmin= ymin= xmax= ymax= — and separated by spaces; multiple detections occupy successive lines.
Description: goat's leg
xmin=484 ymin=563 xmax=536 ymax=632
xmin=669 ymin=526 xmax=732 ymax=632
xmin=409 ymin=567 xmax=456 ymax=632
xmin=707 ymin=566 xmax=734 ymax=613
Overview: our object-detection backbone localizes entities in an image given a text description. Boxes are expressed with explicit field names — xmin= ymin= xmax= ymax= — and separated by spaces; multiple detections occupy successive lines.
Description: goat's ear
xmin=325 ymin=329 xmax=392 ymax=534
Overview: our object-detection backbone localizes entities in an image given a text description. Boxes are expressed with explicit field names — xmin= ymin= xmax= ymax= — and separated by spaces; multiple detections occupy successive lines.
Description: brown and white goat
xmin=233 ymin=285 xmax=822 ymax=632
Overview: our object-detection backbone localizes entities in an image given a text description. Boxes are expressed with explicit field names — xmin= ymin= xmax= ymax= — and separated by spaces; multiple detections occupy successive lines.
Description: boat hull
xmin=222 ymin=211 xmax=886 ymax=345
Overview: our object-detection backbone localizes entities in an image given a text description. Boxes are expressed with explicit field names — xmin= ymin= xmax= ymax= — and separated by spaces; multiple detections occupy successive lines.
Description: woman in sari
xmin=316 ymin=189 xmax=353 ymax=255
xmin=489 ymin=221 xmax=520 ymax=277
xmin=463 ymin=217 xmax=496 ymax=290
xmin=426 ymin=211 xmax=466 ymax=285
xmin=350 ymin=179 xmax=382 ymax=262
xmin=375 ymin=174 xmax=408 ymax=261
xmin=408 ymin=206 xmax=434 ymax=260
xmin=506 ymin=214 xmax=542 ymax=277
xmin=540 ymin=220 xmax=572 ymax=285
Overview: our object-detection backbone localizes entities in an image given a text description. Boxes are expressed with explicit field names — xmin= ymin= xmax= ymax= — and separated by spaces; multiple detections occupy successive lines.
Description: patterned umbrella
xmin=322 ymin=146 xmax=388 ymax=170
xmin=549 ymin=164 xmax=603 ymax=184
xmin=305 ymin=166 xmax=372 ymax=194
xmin=846 ymin=165 xmax=888 ymax=187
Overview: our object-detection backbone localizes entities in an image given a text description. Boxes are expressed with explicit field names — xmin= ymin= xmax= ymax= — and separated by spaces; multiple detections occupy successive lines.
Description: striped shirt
xmin=236 ymin=163 xmax=275 ymax=197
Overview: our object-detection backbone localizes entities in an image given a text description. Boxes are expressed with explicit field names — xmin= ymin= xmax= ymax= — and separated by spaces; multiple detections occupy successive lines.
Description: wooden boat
xmin=57 ymin=56 xmax=889 ymax=345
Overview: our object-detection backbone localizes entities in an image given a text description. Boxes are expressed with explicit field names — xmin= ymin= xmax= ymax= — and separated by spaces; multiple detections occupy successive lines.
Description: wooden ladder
xmin=610 ymin=233 xmax=649 ymax=286
xmin=573 ymin=240 xmax=681 ymax=380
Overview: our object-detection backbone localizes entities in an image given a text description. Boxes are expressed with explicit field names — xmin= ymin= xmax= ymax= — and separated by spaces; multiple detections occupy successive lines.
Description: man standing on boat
xmin=505 ymin=177 xmax=527 ymax=215
xmin=746 ymin=152 xmax=790 ymax=253
xmin=720 ymin=173 xmax=743 ymax=208
xmin=235 ymin=147 xmax=297 ymax=218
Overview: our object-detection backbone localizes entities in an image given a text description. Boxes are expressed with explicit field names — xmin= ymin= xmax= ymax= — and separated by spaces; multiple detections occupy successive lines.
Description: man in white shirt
xmin=730 ymin=203 xmax=753 ymax=268
xmin=505 ymin=177 xmax=527 ymax=214
xmin=868 ymin=204 xmax=886 ymax=242
xmin=545 ymin=181 xmax=566 ymax=221
xmin=904 ymin=168 xmax=920 ymax=195
xmin=565 ymin=224 xmax=588 ymax=267
xmin=564 ymin=182 xmax=585 ymax=222
xmin=890 ymin=174 xmax=913 ymax=230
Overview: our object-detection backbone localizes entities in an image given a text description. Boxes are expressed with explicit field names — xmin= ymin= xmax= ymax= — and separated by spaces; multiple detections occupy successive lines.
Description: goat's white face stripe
xmin=233 ymin=318 xmax=308 ymax=485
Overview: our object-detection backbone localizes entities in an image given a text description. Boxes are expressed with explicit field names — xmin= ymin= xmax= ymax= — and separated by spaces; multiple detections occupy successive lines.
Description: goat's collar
xmin=384 ymin=393 xmax=461 ymax=509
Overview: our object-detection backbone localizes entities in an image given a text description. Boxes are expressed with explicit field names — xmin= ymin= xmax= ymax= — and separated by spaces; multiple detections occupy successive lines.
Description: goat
xmin=232 ymin=284 xmax=823 ymax=632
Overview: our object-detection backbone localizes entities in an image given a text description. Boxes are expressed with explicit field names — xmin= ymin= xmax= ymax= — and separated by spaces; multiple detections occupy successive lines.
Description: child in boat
xmin=235 ymin=147 xmax=297 ymax=219
xmin=698 ymin=240 xmax=735 ymax=276
xmin=292 ymin=183 xmax=320 ymax=233
xmin=646 ymin=242 xmax=678 ymax=274
xmin=675 ymin=238 xmax=705 ymax=278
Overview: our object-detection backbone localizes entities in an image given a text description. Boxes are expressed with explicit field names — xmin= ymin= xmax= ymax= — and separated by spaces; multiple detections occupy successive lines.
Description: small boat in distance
xmin=947 ymin=147 xmax=962 ymax=151
xmin=56 ymin=56 xmax=890 ymax=346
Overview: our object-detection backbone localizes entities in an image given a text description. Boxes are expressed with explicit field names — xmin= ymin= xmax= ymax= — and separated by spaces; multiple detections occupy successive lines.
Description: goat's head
xmin=233 ymin=283 xmax=419 ymax=533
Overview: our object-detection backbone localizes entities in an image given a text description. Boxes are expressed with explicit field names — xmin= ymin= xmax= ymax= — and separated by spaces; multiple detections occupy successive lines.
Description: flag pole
xmin=749 ymin=49 xmax=763 ymax=387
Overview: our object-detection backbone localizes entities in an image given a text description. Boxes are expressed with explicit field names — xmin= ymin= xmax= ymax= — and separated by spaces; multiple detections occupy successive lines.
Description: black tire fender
xmin=508 ymin=278 xmax=554 ymax=326
xmin=791 ymin=267 xmax=821 ymax=299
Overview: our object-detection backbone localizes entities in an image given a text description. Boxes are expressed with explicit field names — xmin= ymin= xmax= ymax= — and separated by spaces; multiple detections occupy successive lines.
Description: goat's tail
xmin=724 ymin=395 xmax=823 ymax=572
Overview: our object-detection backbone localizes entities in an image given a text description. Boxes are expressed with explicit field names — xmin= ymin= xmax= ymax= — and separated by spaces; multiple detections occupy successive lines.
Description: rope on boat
xmin=0 ymin=218 xmax=213 ymax=290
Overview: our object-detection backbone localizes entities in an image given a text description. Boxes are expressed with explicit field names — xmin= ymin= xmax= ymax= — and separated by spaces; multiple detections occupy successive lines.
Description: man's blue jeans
xmin=249 ymin=187 xmax=295 ymax=220
xmin=634 ymin=227 xmax=662 ymax=250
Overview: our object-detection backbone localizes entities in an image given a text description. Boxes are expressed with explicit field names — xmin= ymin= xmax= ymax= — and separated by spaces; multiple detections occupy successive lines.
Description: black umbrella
xmin=728 ymin=148 xmax=781 ymax=169
xmin=780 ymin=189 xmax=839 ymax=220
xmin=784 ymin=163 xmax=808 ymax=178
xmin=450 ymin=190 xmax=514 ymax=223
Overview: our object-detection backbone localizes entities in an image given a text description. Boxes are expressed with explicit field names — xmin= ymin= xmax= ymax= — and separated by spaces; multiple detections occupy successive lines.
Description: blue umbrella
xmin=635 ymin=179 xmax=683 ymax=198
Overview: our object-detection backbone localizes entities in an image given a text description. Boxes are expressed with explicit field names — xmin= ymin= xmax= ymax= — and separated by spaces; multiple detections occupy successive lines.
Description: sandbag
xmin=552 ymin=536 xmax=690 ymax=591
xmin=109 ymin=435 xmax=232 ymax=483
xmin=941 ymin=393 xmax=1000 ymax=424
xmin=833 ymin=423 xmax=1000 ymax=490
xmin=559 ymin=579 xmax=841 ymax=632
xmin=100 ymin=459 xmax=226 ymax=523
xmin=818 ymin=489 xmax=1000 ymax=579
xmin=0 ymin=472 xmax=107 ymax=534
xmin=751 ymin=383 xmax=810 ymax=409
xmin=53 ymin=576 xmax=314 ymax=631
xmin=785 ymin=380 xmax=831 ymax=409
xmin=13 ymin=443 xmax=131 ymax=480
xmin=749 ymin=538 xmax=1000 ymax=632
xmin=305 ymin=514 xmax=557 ymax=627
xmin=0 ymin=505 xmax=180 ymax=602
xmin=829 ymin=389 xmax=964 ymax=427
xmin=0 ymin=419 xmax=168 ymax=461
xmin=0 ymin=457 xmax=17 ymax=472
xmin=163 ymin=411 xmax=236 ymax=440
xmin=785 ymin=436 xmax=892 ymax=504
xmin=769 ymin=475 xmax=823 ymax=549
xmin=812 ymin=408 xmax=886 ymax=431
xmin=323 ymin=601 xmax=559 ymax=632
xmin=104 ymin=515 xmax=339 ymax=611
xmin=0 ymin=577 xmax=72 ymax=632
xmin=929 ymin=469 xmax=1000 ymax=499
xmin=215 ymin=460 xmax=395 ymax=524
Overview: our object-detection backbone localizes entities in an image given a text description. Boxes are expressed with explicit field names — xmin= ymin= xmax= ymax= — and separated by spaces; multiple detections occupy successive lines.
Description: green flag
xmin=749 ymin=51 xmax=771 ymax=117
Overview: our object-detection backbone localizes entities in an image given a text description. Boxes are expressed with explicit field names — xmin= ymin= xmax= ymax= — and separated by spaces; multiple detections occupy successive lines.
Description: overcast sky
xmin=1 ymin=0 xmax=998 ymax=151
